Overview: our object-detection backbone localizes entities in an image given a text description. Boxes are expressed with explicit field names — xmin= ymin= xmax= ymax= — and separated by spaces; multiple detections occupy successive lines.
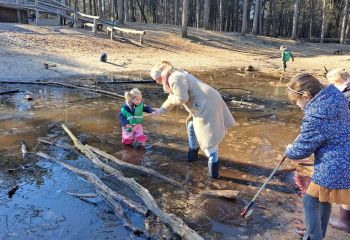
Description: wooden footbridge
xmin=0 ymin=0 xmax=146 ymax=44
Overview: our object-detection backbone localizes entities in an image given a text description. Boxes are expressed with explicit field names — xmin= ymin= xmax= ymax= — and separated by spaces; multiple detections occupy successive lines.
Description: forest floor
xmin=1 ymin=21 xmax=350 ymax=82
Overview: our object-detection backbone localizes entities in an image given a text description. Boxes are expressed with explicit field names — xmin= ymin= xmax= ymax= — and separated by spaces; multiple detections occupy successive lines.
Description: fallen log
xmin=86 ymin=145 xmax=183 ymax=188
xmin=201 ymin=190 xmax=238 ymax=200
xmin=247 ymin=113 xmax=275 ymax=120
xmin=61 ymin=124 xmax=203 ymax=240
xmin=96 ymin=80 xmax=156 ymax=84
xmin=0 ymin=81 xmax=124 ymax=99
xmin=66 ymin=192 xmax=97 ymax=198
xmin=230 ymin=100 xmax=264 ymax=109
xmin=36 ymin=151 xmax=148 ymax=216
xmin=0 ymin=90 xmax=20 ymax=95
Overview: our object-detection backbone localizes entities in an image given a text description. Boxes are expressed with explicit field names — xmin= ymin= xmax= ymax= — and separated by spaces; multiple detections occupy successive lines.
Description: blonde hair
xmin=287 ymin=73 xmax=324 ymax=101
xmin=125 ymin=88 xmax=142 ymax=103
xmin=326 ymin=68 xmax=350 ymax=85
xmin=150 ymin=61 xmax=174 ymax=80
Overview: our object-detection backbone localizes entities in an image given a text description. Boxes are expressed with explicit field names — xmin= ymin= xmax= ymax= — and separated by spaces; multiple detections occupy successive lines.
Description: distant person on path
xmin=150 ymin=61 xmax=235 ymax=179
xmin=280 ymin=46 xmax=294 ymax=72
xmin=119 ymin=88 xmax=157 ymax=147
xmin=285 ymin=73 xmax=350 ymax=239
xmin=326 ymin=68 xmax=350 ymax=234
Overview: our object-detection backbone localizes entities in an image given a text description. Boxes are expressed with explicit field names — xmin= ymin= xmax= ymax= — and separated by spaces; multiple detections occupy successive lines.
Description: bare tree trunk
xmin=320 ymin=0 xmax=326 ymax=43
xmin=164 ymin=0 xmax=167 ymax=24
xmin=93 ymin=0 xmax=97 ymax=15
xmin=196 ymin=0 xmax=200 ymax=28
xmin=203 ymin=0 xmax=210 ymax=29
xmin=219 ymin=0 xmax=223 ymax=31
xmin=117 ymin=0 xmax=124 ymax=23
xmin=130 ymin=0 xmax=135 ymax=21
xmin=340 ymin=0 xmax=349 ymax=44
xmin=182 ymin=0 xmax=189 ymax=38
xmin=309 ymin=0 xmax=313 ymax=38
xmin=346 ymin=11 xmax=350 ymax=39
xmin=291 ymin=0 xmax=300 ymax=39
xmin=124 ymin=0 xmax=129 ymax=22
xmin=241 ymin=0 xmax=248 ymax=36
xmin=98 ymin=0 xmax=103 ymax=17
xmin=259 ymin=0 xmax=263 ymax=34
xmin=174 ymin=0 xmax=179 ymax=25
xmin=111 ymin=0 xmax=115 ymax=20
xmin=82 ymin=0 xmax=86 ymax=13
xmin=135 ymin=0 xmax=147 ymax=23
xmin=252 ymin=0 xmax=260 ymax=35
xmin=234 ymin=0 xmax=239 ymax=32
xmin=89 ymin=0 xmax=92 ymax=14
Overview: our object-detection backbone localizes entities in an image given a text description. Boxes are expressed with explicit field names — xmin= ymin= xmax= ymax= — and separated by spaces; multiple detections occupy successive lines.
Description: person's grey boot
xmin=329 ymin=206 xmax=350 ymax=233
xmin=188 ymin=148 xmax=199 ymax=162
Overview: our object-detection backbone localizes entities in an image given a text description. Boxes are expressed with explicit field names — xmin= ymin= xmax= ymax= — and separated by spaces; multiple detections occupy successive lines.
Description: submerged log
xmin=0 ymin=90 xmax=20 ymax=95
xmin=66 ymin=192 xmax=97 ymax=198
xmin=0 ymin=81 xmax=124 ymax=99
xmin=96 ymin=80 xmax=156 ymax=84
xmin=61 ymin=124 xmax=203 ymax=240
xmin=201 ymin=190 xmax=239 ymax=199
xmin=86 ymin=145 xmax=183 ymax=188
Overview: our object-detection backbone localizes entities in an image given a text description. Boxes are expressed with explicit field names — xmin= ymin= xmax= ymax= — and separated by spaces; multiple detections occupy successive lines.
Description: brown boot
xmin=329 ymin=206 xmax=350 ymax=233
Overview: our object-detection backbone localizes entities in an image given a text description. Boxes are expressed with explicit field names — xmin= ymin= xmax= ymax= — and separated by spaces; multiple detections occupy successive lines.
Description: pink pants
xmin=122 ymin=124 xmax=148 ymax=145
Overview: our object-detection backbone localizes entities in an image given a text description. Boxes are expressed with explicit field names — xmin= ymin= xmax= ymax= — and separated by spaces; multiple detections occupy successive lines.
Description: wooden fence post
xmin=74 ymin=13 xmax=77 ymax=29
xmin=93 ymin=18 xmax=97 ymax=34
xmin=140 ymin=34 xmax=143 ymax=44
xmin=110 ymin=28 xmax=114 ymax=40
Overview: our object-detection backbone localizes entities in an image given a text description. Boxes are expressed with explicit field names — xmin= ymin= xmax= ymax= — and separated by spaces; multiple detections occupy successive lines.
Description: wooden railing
xmin=0 ymin=0 xmax=146 ymax=43
xmin=107 ymin=26 xmax=146 ymax=44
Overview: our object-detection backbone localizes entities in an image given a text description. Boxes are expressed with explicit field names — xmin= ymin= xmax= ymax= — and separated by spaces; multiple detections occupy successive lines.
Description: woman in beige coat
xmin=150 ymin=61 xmax=235 ymax=178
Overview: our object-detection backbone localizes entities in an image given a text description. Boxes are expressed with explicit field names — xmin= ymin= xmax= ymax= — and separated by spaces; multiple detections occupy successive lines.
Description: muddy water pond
xmin=0 ymin=70 xmax=344 ymax=239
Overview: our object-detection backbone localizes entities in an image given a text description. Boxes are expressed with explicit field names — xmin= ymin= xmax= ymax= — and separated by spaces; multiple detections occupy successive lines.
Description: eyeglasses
xmin=287 ymin=86 xmax=304 ymax=95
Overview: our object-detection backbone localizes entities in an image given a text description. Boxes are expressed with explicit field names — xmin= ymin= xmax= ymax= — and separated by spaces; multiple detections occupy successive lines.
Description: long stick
xmin=241 ymin=134 xmax=300 ymax=217
xmin=240 ymin=156 xmax=286 ymax=217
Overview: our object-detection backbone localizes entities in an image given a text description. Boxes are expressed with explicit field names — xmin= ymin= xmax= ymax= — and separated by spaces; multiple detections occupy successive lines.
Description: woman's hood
xmin=305 ymin=84 xmax=349 ymax=119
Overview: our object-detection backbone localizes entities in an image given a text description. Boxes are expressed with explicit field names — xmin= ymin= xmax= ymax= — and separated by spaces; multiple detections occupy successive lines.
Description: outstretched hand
xmin=151 ymin=108 xmax=161 ymax=116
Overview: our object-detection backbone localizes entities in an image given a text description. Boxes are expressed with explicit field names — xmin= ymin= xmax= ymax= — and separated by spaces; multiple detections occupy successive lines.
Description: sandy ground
xmin=1 ymin=21 xmax=350 ymax=82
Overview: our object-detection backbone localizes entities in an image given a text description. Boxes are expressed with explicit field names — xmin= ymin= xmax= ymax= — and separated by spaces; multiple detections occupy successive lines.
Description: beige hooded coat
xmin=159 ymin=71 xmax=235 ymax=150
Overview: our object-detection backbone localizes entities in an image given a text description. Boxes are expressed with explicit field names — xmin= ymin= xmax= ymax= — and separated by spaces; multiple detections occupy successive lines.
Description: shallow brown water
xmin=1 ymin=70 xmax=340 ymax=240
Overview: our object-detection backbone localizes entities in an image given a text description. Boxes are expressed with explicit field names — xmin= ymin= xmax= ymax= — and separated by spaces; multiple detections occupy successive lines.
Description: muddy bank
xmin=1 ymin=22 xmax=350 ymax=83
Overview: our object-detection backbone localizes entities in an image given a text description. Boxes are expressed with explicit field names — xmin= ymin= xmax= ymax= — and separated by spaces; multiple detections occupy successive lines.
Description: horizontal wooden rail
xmin=107 ymin=26 xmax=146 ymax=44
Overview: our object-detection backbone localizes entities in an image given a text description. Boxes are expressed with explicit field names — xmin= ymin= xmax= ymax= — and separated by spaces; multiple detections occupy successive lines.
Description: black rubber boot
xmin=208 ymin=160 xmax=220 ymax=179
xmin=329 ymin=206 xmax=350 ymax=233
xmin=188 ymin=148 xmax=199 ymax=162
